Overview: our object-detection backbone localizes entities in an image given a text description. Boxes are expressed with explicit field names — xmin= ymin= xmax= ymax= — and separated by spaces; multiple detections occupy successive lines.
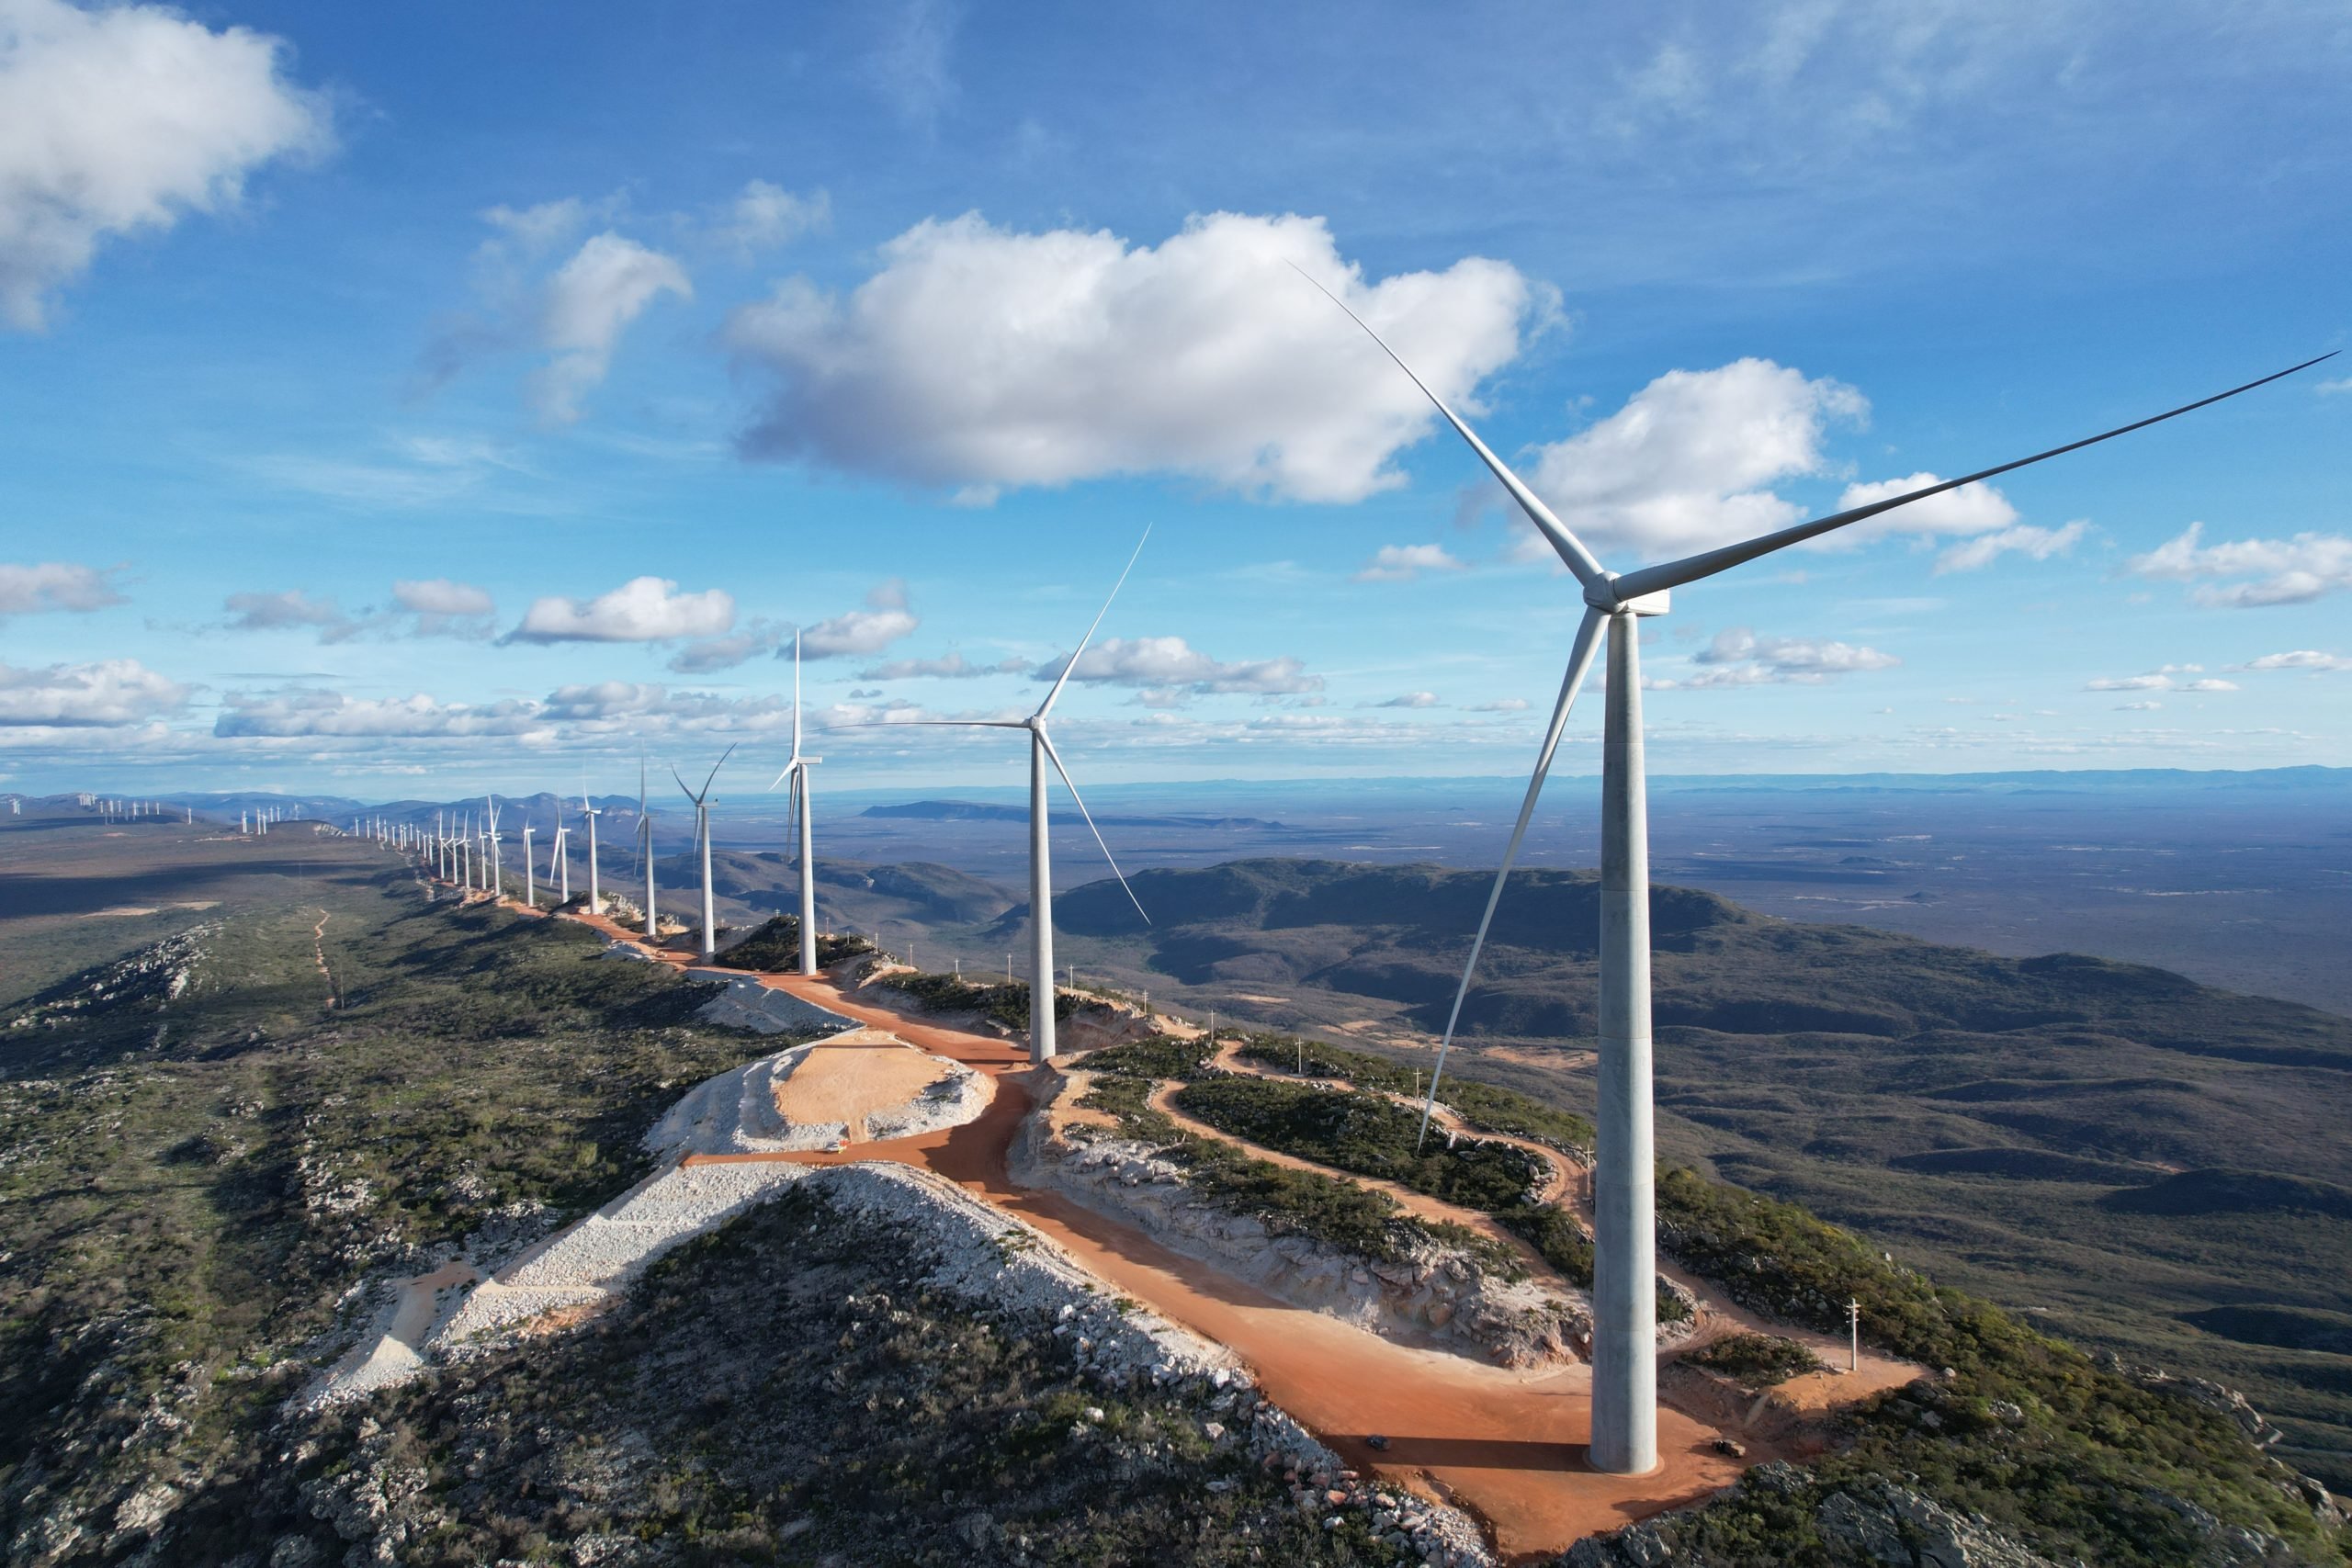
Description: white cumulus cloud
xmin=223 ymin=588 xmax=352 ymax=637
xmin=725 ymin=210 xmax=1539 ymax=502
xmin=0 ymin=0 xmax=329 ymax=329
xmin=0 ymin=657 xmax=189 ymax=726
xmin=529 ymin=233 xmax=692 ymax=423
xmin=1650 ymin=626 xmax=1900 ymax=687
xmin=800 ymin=580 xmax=920 ymax=659
xmin=2084 ymin=663 xmax=2237 ymax=694
xmin=1934 ymin=519 xmax=2088 ymax=573
xmin=1354 ymin=543 xmax=1466 ymax=583
xmin=1522 ymin=359 xmax=1866 ymax=562
xmin=719 ymin=180 xmax=829 ymax=256
xmin=508 ymin=577 xmax=734 ymax=644
xmin=1370 ymin=691 xmax=1441 ymax=708
xmin=1831 ymin=472 xmax=2018 ymax=545
xmin=2231 ymin=649 xmax=2350 ymax=672
xmin=2125 ymin=522 xmax=2352 ymax=607
xmin=1035 ymin=635 xmax=1321 ymax=697
xmin=857 ymin=651 xmax=1026 ymax=680
xmin=0 ymin=559 xmax=125 ymax=616
xmin=215 ymin=689 xmax=543 ymax=739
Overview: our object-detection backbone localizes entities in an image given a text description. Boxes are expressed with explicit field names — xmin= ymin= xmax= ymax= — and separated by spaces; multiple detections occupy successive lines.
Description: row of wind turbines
xmin=349 ymin=300 xmax=2328 ymax=1477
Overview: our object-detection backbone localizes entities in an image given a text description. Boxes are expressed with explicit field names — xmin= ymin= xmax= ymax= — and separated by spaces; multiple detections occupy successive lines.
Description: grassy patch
xmin=0 ymin=863 xmax=818 ymax=1557
xmin=1080 ymin=1032 xmax=1216 ymax=1081
xmin=880 ymin=968 xmax=1107 ymax=1032
xmin=1074 ymin=1075 xmax=1507 ymax=1271
xmin=1233 ymin=1032 xmax=1595 ymax=1152
xmin=176 ymin=1184 xmax=1419 ymax=1565
xmin=1654 ymin=1164 xmax=2347 ymax=1566
xmin=713 ymin=913 xmax=871 ymax=971
xmin=1684 ymin=1331 xmax=1826 ymax=1388
xmin=1173 ymin=1077 xmax=1544 ymax=1213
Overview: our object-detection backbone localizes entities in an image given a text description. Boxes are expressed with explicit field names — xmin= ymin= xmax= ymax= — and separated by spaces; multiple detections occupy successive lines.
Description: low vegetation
xmin=175 ymin=1184 xmax=1421 ymax=1565
xmin=1173 ymin=1076 xmax=1545 ymax=1213
xmin=712 ymin=913 xmax=871 ymax=971
xmin=1233 ymin=1032 xmax=1596 ymax=1152
xmin=0 ymin=864 xmax=819 ymax=1563
xmin=1649 ymin=1166 xmax=2348 ymax=1566
xmin=880 ymin=968 xmax=1114 ymax=1032
xmin=1682 ymin=1331 xmax=1826 ymax=1388
xmin=1074 ymin=1074 xmax=1515 ymax=1274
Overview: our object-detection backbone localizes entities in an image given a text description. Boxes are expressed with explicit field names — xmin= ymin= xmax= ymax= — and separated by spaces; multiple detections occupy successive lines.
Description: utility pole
xmin=1848 ymin=1299 xmax=1860 ymax=1373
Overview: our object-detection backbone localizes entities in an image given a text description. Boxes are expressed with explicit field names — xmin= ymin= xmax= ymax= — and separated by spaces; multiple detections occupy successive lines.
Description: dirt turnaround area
xmin=559 ymin=905 xmax=1909 ymax=1561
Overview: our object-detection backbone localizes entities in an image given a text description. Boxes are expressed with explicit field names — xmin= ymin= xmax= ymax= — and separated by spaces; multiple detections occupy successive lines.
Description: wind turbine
xmin=579 ymin=786 xmax=604 ymax=916
xmin=484 ymin=795 xmax=503 ymax=899
xmin=636 ymin=758 xmax=659 ymax=940
xmin=673 ymin=746 xmax=737 ymax=960
xmin=873 ymin=533 xmax=1152 ymax=1063
xmin=521 ymin=814 xmax=537 ymax=907
xmin=549 ymin=815 xmax=571 ymax=904
xmin=1305 ymin=269 xmax=2333 ymax=1477
xmin=766 ymin=630 xmax=820 ymax=976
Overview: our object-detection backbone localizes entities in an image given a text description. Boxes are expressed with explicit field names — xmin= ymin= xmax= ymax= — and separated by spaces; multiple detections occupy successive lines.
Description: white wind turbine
xmin=673 ymin=745 xmax=737 ymax=960
xmin=765 ymin=630 xmax=821 ymax=976
xmin=872 ymin=533 xmax=1152 ymax=1063
xmin=580 ymin=784 xmax=603 ymax=916
xmin=636 ymin=759 xmax=659 ymax=940
xmin=484 ymin=795 xmax=503 ymax=899
xmin=1306 ymin=270 xmax=2333 ymax=1477
xmin=549 ymin=813 xmax=571 ymax=904
xmin=521 ymin=813 xmax=537 ymax=907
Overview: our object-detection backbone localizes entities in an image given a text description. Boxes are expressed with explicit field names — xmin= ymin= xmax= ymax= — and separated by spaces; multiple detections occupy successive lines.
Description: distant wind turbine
xmin=673 ymin=745 xmax=737 ymax=960
xmin=1302 ymin=265 xmax=2334 ymax=1477
xmin=521 ymin=814 xmax=537 ymax=907
xmin=549 ymin=816 xmax=571 ymax=904
xmin=581 ymin=784 xmax=603 ymax=916
xmin=637 ymin=758 xmax=659 ymax=940
xmin=766 ymin=630 xmax=820 ymax=976
xmin=865 ymin=531 xmax=1152 ymax=1063
xmin=484 ymin=795 xmax=503 ymax=899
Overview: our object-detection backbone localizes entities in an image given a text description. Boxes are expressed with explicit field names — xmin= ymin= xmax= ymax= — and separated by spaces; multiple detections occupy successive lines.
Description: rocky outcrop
xmin=1022 ymin=1117 xmax=1588 ymax=1367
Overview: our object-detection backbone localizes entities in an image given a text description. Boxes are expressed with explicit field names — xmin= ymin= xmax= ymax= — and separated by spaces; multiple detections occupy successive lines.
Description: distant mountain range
xmin=862 ymin=799 xmax=1284 ymax=829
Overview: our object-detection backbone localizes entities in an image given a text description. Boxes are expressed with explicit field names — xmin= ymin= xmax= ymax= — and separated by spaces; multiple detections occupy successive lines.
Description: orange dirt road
xmin=599 ymin=931 xmax=1748 ymax=1560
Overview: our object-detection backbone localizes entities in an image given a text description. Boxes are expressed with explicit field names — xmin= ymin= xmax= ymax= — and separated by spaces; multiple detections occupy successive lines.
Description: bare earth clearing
xmin=486 ymin=905 xmax=1919 ymax=1558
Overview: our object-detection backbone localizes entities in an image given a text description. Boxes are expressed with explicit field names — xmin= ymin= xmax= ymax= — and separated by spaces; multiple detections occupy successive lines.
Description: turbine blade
xmin=1291 ymin=262 xmax=1607 ymax=587
xmin=671 ymin=764 xmax=695 ymax=804
xmin=1037 ymin=526 xmax=1151 ymax=720
xmin=766 ymin=759 xmax=799 ymax=791
xmin=1036 ymin=728 xmax=1150 ymax=925
xmin=1611 ymin=350 xmax=2343 ymax=603
xmin=831 ymin=718 xmax=1027 ymax=729
xmin=700 ymin=743 xmax=736 ymax=799
xmin=1415 ymin=604 xmax=1606 ymax=1150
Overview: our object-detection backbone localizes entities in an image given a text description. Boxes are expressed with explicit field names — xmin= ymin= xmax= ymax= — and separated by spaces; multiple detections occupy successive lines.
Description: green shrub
xmin=1172 ymin=1077 xmax=1544 ymax=1213
xmin=1685 ymin=1332 xmax=1825 ymax=1387
xmin=1234 ymin=1032 xmax=1595 ymax=1151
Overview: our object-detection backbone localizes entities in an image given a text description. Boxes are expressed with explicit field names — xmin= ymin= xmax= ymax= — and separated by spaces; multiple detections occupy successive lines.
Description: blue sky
xmin=2 ymin=0 xmax=2347 ymax=799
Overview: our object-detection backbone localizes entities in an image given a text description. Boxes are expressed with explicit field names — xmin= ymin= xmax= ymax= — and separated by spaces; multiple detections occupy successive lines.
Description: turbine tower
xmin=549 ymin=817 xmax=571 ymax=904
xmin=484 ymin=795 xmax=503 ymax=899
xmin=581 ymin=786 xmax=603 ymax=916
xmin=766 ymin=630 xmax=821 ymax=976
xmin=1306 ymin=271 xmax=2330 ymax=1477
xmin=876 ymin=533 xmax=1152 ymax=1063
xmin=673 ymin=746 xmax=737 ymax=960
xmin=521 ymin=815 xmax=537 ymax=907
xmin=637 ymin=758 xmax=659 ymax=940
